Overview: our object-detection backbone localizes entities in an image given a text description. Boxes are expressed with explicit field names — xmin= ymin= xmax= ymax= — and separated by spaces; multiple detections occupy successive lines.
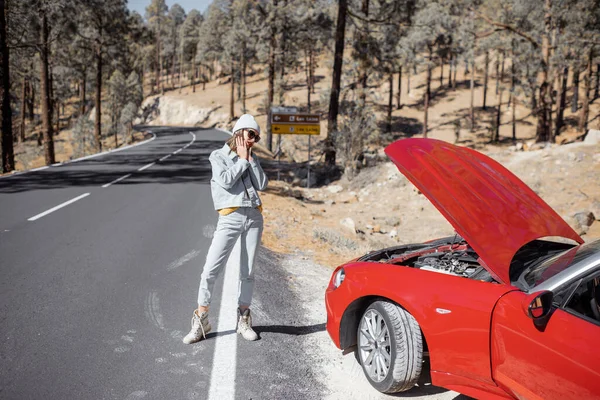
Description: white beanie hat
xmin=232 ymin=114 xmax=260 ymax=135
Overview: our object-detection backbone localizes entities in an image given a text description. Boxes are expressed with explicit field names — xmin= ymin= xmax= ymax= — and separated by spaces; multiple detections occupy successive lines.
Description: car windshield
xmin=519 ymin=239 xmax=600 ymax=290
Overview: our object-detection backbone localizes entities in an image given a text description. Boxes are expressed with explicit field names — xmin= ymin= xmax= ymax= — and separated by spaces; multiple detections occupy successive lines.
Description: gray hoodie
xmin=209 ymin=144 xmax=268 ymax=210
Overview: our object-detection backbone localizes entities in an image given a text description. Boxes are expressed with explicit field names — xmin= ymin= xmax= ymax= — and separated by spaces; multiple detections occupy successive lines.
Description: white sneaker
xmin=182 ymin=310 xmax=211 ymax=344
xmin=237 ymin=308 xmax=258 ymax=341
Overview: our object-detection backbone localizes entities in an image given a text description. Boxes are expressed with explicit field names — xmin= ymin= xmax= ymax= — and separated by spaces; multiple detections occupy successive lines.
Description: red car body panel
xmin=325 ymin=263 xmax=516 ymax=393
xmin=384 ymin=138 xmax=583 ymax=284
xmin=491 ymin=291 xmax=600 ymax=400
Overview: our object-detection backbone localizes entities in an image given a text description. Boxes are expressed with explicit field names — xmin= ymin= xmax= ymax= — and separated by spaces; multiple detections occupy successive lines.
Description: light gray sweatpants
xmin=197 ymin=207 xmax=263 ymax=308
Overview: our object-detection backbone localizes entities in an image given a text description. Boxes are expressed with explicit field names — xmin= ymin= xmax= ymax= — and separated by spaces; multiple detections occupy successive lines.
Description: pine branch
xmin=346 ymin=7 xmax=407 ymax=27
xmin=474 ymin=10 xmax=539 ymax=48
xmin=476 ymin=28 xmax=504 ymax=40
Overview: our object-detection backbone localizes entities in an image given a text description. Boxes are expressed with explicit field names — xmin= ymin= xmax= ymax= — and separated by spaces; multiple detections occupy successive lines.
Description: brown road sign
xmin=271 ymin=113 xmax=320 ymax=124
xmin=271 ymin=112 xmax=320 ymax=135
xmin=272 ymin=123 xmax=320 ymax=135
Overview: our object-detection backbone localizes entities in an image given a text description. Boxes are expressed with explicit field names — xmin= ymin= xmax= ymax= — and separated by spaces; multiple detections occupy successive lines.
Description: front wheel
xmin=357 ymin=300 xmax=423 ymax=393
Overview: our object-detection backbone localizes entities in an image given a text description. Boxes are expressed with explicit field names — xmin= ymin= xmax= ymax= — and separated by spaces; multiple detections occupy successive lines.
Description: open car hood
xmin=385 ymin=138 xmax=583 ymax=284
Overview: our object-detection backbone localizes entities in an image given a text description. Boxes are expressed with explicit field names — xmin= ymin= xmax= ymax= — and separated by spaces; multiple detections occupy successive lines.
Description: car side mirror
xmin=522 ymin=290 xmax=554 ymax=329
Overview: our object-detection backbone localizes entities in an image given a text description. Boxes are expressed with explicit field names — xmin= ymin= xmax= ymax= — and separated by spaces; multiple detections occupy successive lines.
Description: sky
xmin=127 ymin=0 xmax=211 ymax=18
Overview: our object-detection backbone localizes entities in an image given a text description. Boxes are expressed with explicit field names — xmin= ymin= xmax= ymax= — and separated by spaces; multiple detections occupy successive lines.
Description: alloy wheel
xmin=358 ymin=308 xmax=392 ymax=382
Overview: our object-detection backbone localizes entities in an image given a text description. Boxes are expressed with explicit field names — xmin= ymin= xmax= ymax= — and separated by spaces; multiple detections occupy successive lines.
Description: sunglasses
xmin=246 ymin=129 xmax=260 ymax=142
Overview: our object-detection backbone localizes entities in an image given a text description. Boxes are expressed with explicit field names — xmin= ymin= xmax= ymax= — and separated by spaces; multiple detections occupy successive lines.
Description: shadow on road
xmin=253 ymin=323 xmax=326 ymax=336
xmin=0 ymin=127 xmax=220 ymax=194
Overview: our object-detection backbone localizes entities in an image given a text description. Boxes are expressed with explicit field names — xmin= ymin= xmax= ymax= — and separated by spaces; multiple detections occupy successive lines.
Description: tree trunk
xmin=166 ymin=61 xmax=169 ymax=86
xmin=55 ymin=101 xmax=59 ymax=134
xmin=359 ymin=0 xmax=369 ymax=103
xmin=141 ymin=65 xmax=145 ymax=98
xmin=266 ymin=1 xmax=278 ymax=152
xmin=305 ymin=50 xmax=311 ymax=112
xmin=0 ymin=0 xmax=13 ymax=172
xmin=192 ymin=48 xmax=196 ymax=93
xmin=230 ymin=57 xmax=235 ymax=120
xmin=114 ymin=111 xmax=118 ymax=148
xmin=387 ymin=72 xmax=393 ymax=134
xmin=470 ymin=55 xmax=475 ymax=132
xmin=495 ymin=52 xmax=500 ymax=95
xmin=326 ymin=0 xmax=347 ymax=165
xmin=424 ymin=47 xmax=432 ymax=138
xmin=80 ymin=74 xmax=86 ymax=116
xmin=448 ymin=54 xmax=452 ymax=87
xmin=397 ymin=66 xmax=402 ymax=109
xmin=439 ymin=53 xmax=443 ymax=88
xmin=20 ymin=77 xmax=27 ymax=142
xmin=483 ymin=51 xmax=489 ymax=110
xmin=40 ymin=12 xmax=55 ymax=165
xmin=28 ymin=79 xmax=35 ymax=121
xmin=578 ymin=47 xmax=593 ymax=133
xmin=237 ymin=68 xmax=241 ymax=101
xmin=595 ymin=63 xmax=599 ymax=100
xmin=178 ymin=50 xmax=183 ymax=93
xmin=571 ymin=65 xmax=579 ymax=113
xmin=452 ymin=56 xmax=457 ymax=89
xmin=171 ymin=54 xmax=176 ymax=89
xmin=156 ymin=20 xmax=162 ymax=94
xmin=242 ymin=47 xmax=247 ymax=114
xmin=495 ymin=90 xmax=502 ymax=142
xmin=94 ymin=44 xmax=103 ymax=151
xmin=310 ymin=48 xmax=315 ymax=94
xmin=407 ymin=67 xmax=411 ymax=94
xmin=511 ymin=44 xmax=516 ymax=141
xmin=535 ymin=0 xmax=553 ymax=143
xmin=555 ymin=66 xmax=568 ymax=138
xmin=512 ymin=92 xmax=516 ymax=142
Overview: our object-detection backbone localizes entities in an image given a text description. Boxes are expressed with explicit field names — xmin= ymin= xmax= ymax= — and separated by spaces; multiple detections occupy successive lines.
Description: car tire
xmin=357 ymin=300 xmax=422 ymax=393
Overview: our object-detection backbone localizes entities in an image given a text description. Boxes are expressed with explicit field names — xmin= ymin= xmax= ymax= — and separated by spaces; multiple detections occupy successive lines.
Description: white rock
xmin=327 ymin=185 xmax=343 ymax=194
xmin=340 ymin=217 xmax=357 ymax=234
xmin=584 ymin=129 xmax=600 ymax=145
xmin=389 ymin=229 xmax=398 ymax=238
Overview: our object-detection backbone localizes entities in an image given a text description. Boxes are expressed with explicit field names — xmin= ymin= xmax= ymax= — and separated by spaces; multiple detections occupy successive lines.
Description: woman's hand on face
xmin=236 ymin=134 xmax=249 ymax=160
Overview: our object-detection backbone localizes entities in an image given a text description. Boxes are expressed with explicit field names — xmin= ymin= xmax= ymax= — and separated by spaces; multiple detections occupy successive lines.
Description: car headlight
xmin=332 ymin=268 xmax=345 ymax=289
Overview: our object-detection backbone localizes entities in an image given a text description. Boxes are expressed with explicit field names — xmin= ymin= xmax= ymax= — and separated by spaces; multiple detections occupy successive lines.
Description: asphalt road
xmin=0 ymin=127 xmax=464 ymax=400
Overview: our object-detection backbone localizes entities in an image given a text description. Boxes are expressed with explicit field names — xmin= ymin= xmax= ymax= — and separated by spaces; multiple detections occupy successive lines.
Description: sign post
xmin=270 ymin=109 xmax=320 ymax=188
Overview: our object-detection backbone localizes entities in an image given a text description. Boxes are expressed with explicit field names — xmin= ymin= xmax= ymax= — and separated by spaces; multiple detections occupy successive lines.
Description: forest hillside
xmin=2 ymin=0 xmax=600 ymax=176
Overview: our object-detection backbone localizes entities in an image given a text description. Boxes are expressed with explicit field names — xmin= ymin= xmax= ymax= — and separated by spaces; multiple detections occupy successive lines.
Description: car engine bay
xmin=358 ymin=235 xmax=495 ymax=282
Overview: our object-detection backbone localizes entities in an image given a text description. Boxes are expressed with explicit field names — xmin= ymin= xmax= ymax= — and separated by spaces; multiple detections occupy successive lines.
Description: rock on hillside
xmin=136 ymin=95 xmax=230 ymax=129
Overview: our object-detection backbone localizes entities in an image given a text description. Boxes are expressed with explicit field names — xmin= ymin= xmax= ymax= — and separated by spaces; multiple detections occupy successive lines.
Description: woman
xmin=183 ymin=114 xmax=268 ymax=344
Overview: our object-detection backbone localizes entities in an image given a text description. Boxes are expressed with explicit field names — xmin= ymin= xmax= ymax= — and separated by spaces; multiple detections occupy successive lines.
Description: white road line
xmin=207 ymin=239 xmax=240 ymax=400
xmin=138 ymin=162 xmax=156 ymax=172
xmin=173 ymin=149 xmax=182 ymax=154
xmin=28 ymin=193 xmax=90 ymax=221
xmin=102 ymin=174 xmax=132 ymax=188
xmin=31 ymin=166 xmax=50 ymax=172
xmin=159 ymin=154 xmax=171 ymax=162
xmin=166 ymin=249 xmax=201 ymax=271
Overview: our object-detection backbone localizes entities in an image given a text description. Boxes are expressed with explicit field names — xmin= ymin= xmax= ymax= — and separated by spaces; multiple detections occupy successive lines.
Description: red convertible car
xmin=325 ymin=138 xmax=600 ymax=399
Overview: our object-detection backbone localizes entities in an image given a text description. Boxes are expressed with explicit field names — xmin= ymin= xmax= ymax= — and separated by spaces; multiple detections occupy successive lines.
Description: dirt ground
xmin=259 ymin=141 xmax=600 ymax=270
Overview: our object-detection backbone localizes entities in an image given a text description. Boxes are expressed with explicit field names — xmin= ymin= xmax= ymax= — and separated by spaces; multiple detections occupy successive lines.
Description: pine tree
xmin=146 ymin=0 xmax=168 ymax=94
xmin=0 ymin=0 xmax=13 ymax=172
xmin=78 ymin=0 xmax=129 ymax=151
xmin=179 ymin=10 xmax=201 ymax=93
